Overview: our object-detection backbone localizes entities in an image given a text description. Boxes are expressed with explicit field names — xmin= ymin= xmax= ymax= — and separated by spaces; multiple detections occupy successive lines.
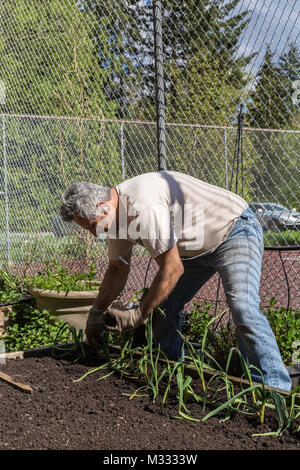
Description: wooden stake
xmin=0 ymin=370 xmax=33 ymax=394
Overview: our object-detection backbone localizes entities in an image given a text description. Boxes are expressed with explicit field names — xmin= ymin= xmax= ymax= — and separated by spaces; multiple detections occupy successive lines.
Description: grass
xmin=263 ymin=230 xmax=300 ymax=246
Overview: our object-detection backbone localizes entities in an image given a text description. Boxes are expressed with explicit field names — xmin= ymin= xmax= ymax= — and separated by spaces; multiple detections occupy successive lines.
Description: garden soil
xmin=0 ymin=353 xmax=299 ymax=451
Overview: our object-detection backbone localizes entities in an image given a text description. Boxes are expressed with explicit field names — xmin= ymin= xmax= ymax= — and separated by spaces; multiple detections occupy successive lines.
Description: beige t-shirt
xmin=107 ymin=171 xmax=248 ymax=260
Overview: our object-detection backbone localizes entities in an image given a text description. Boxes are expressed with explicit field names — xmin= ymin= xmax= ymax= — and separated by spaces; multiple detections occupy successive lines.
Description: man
xmin=60 ymin=171 xmax=291 ymax=392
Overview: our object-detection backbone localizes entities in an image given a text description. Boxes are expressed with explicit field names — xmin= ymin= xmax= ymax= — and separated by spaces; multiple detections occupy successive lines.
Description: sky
xmin=235 ymin=0 xmax=300 ymax=75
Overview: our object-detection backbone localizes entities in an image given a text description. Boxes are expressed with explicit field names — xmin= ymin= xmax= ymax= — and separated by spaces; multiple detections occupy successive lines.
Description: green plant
xmin=24 ymin=260 xmax=100 ymax=293
xmin=73 ymin=306 xmax=300 ymax=437
xmin=4 ymin=303 xmax=70 ymax=352
xmin=181 ymin=330 xmax=300 ymax=436
xmin=186 ymin=302 xmax=239 ymax=373
xmin=52 ymin=323 xmax=87 ymax=363
xmin=264 ymin=298 xmax=300 ymax=365
xmin=186 ymin=298 xmax=300 ymax=368
xmin=0 ymin=268 xmax=24 ymax=304
xmin=253 ymin=388 xmax=300 ymax=437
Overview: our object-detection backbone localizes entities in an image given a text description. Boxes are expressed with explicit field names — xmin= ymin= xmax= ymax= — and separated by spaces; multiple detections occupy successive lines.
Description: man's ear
xmin=97 ymin=201 xmax=110 ymax=214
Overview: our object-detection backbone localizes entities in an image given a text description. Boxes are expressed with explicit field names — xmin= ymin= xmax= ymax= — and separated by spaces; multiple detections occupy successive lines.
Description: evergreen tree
xmin=89 ymin=0 xmax=153 ymax=119
xmin=279 ymin=42 xmax=300 ymax=127
xmin=161 ymin=0 xmax=254 ymax=125
xmin=247 ymin=46 xmax=292 ymax=129
xmin=247 ymin=45 xmax=300 ymax=207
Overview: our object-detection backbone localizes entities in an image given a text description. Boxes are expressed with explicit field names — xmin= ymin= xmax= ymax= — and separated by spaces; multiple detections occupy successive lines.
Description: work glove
xmin=105 ymin=304 xmax=147 ymax=333
xmin=85 ymin=307 xmax=107 ymax=344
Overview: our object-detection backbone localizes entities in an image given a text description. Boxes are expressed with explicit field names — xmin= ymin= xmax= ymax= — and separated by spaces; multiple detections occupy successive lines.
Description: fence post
xmin=224 ymin=128 xmax=228 ymax=189
xmin=120 ymin=121 xmax=125 ymax=180
xmin=153 ymin=0 xmax=167 ymax=171
xmin=2 ymin=114 xmax=10 ymax=265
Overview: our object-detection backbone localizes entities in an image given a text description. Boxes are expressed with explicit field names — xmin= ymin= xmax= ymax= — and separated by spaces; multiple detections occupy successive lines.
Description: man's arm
xmin=92 ymin=253 xmax=131 ymax=311
xmin=103 ymin=244 xmax=184 ymax=334
xmin=140 ymin=244 xmax=184 ymax=320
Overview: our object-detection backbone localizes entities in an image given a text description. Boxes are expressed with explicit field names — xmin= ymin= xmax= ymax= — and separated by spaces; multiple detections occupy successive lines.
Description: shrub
xmin=3 ymin=303 xmax=70 ymax=352
xmin=0 ymin=268 xmax=23 ymax=304
xmin=23 ymin=260 xmax=100 ymax=293
xmin=264 ymin=297 xmax=300 ymax=365
xmin=185 ymin=299 xmax=300 ymax=367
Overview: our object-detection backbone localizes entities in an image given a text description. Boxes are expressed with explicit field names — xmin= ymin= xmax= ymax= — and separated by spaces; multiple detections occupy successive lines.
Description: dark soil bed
xmin=0 ymin=353 xmax=299 ymax=451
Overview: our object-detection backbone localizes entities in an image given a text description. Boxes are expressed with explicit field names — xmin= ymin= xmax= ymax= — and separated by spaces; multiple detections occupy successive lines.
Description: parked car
xmin=249 ymin=203 xmax=300 ymax=232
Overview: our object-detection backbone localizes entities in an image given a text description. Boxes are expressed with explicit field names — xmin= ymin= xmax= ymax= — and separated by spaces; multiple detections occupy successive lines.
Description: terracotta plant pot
xmin=29 ymin=287 xmax=99 ymax=332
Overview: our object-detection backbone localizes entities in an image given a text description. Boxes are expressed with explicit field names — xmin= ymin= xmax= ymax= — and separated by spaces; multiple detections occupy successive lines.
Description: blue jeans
xmin=152 ymin=207 xmax=292 ymax=392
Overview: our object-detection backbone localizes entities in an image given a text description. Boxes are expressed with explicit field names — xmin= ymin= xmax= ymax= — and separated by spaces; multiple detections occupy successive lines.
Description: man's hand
xmin=85 ymin=307 xmax=107 ymax=344
xmin=105 ymin=305 xmax=147 ymax=333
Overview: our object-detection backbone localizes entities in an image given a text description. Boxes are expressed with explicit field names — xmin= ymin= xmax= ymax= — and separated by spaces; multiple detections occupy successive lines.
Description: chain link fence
xmin=0 ymin=1 xmax=299 ymax=310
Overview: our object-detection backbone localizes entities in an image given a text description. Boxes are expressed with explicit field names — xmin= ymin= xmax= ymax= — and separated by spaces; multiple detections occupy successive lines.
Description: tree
xmin=247 ymin=46 xmax=293 ymax=129
xmin=0 ymin=0 xmax=118 ymax=118
xmin=246 ymin=45 xmax=300 ymax=207
xmin=279 ymin=42 xmax=300 ymax=128
xmin=0 ymin=1 xmax=122 ymax=235
xmin=89 ymin=0 xmax=153 ymax=119
xmin=161 ymin=0 xmax=254 ymax=125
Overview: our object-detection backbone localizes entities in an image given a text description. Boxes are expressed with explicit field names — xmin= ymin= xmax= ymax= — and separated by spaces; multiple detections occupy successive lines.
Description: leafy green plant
xmin=264 ymin=298 xmax=300 ymax=365
xmin=24 ymin=261 xmax=100 ymax=293
xmin=253 ymin=388 xmax=300 ymax=437
xmin=3 ymin=303 xmax=70 ymax=352
xmin=186 ymin=302 xmax=239 ymax=373
xmin=0 ymin=268 xmax=24 ymax=304
xmin=186 ymin=299 xmax=300 ymax=367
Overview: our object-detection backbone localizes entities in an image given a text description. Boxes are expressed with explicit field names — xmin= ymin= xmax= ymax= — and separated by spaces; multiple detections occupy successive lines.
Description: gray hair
xmin=60 ymin=182 xmax=111 ymax=222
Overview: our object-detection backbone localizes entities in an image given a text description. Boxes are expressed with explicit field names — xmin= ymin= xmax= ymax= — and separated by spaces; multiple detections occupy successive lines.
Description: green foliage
xmin=248 ymin=46 xmax=291 ymax=129
xmin=165 ymin=48 xmax=243 ymax=126
xmin=263 ymin=230 xmax=300 ymax=247
xmin=0 ymin=1 xmax=122 ymax=235
xmin=0 ymin=268 xmax=23 ymax=304
xmin=0 ymin=234 xmax=107 ymax=265
xmin=3 ymin=303 xmax=70 ymax=352
xmin=24 ymin=261 xmax=100 ymax=293
xmin=186 ymin=299 xmax=300 ymax=367
xmin=52 ymin=323 xmax=87 ymax=363
xmin=186 ymin=301 xmax=238 ymax=371
xmin=264 ymin=298 xmax=300 ymax=365
xmin=0 ymin=0 xmax=116 ymax=117
xmin=90 ymin=0 xmax=153 ymax=120
xmin=75 ymin=307 xmax=300 ymax=437
xmin=246 ymin=44 xmax=300 ymax=205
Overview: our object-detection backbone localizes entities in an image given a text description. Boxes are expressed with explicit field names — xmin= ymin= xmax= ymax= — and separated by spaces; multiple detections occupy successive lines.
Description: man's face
xmin=73 ymin=214 xmax=102 ymax=237
xmin=73 ymin=202 xmax=116 ymax=237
